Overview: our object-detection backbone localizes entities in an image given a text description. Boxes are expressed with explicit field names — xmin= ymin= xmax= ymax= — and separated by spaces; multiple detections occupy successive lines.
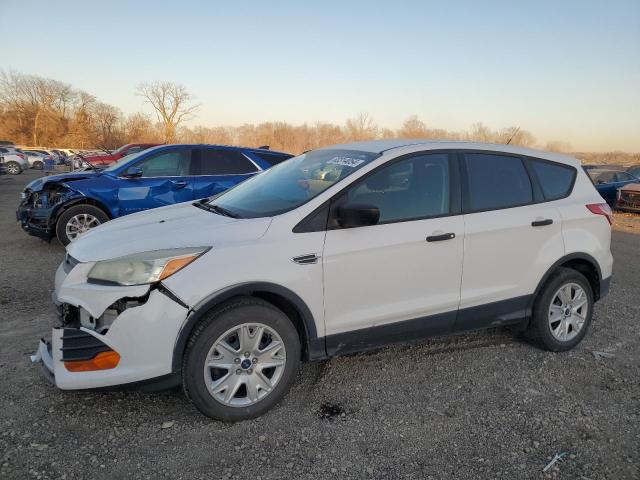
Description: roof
xmin=320 ymin=139 xmax=581 ymax=166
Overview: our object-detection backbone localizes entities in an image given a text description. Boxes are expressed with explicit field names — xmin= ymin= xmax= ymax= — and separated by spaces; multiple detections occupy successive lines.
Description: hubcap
xmin=7 ymin=163 xmax=19 ymax=174
xmin=203 ymin=323 xmax=286 ymax=407
xmin=65 ymin=213 xmax=101 ymax=241
xmin=548 ymin=283 xmax=588 ymax=342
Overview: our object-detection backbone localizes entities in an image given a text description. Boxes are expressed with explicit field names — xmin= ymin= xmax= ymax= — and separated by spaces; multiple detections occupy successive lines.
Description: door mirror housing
xmin=122 ymin=166 xmax=143 ymax=178
xmin=337 ymin=203 xmax=380 ymax=228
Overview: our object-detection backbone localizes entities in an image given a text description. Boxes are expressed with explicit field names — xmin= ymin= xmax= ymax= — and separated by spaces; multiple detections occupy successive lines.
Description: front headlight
xmin=87 ymin=247 xmax=210 ymax=286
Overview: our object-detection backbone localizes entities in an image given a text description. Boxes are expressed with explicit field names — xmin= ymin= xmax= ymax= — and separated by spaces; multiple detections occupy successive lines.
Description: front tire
xmin=525 ymin=267 xmax=594 ymax=351
xmin=5 ymin=161 xmax=21 ymax=175
xmin=183 ymin=297 xmax=301 ymax=421
xmin=55 ymin=205 xmax=109 ymax=246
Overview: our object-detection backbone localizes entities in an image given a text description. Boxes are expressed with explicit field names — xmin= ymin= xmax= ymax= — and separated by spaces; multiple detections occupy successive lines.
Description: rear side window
xmin=616 ymin=172 xmax=635 ymax=182
xmin=528 ymin=159 xmax=576 ymax=200
xmin=197 ymin=149 xmax=258 ymax=175
xmin=464 ymin=153 xmax=533 ymax=211
xmin=253 ymin=152 xmax=293 ymax=166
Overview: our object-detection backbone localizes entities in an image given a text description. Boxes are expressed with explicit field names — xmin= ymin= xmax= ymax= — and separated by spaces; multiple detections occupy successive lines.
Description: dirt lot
xmin=1 ymin=170 xmax=639 ymax=479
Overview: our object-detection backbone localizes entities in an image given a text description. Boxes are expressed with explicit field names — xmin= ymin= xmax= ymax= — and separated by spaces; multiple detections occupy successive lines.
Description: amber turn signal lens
xmin=158 ymin=255 xmax=198 ymax=280
xmin=64 ymin=351 xmax=120 ymax=372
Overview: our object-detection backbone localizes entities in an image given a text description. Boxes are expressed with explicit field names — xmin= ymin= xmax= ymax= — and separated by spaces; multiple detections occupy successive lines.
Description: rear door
xmin=116 ymin=147 xmax=195 ymax=215
xmin=192 ymin=148 xmax=260 ymax=199
xmin=456 ymin=151 xmax=565 ymax=330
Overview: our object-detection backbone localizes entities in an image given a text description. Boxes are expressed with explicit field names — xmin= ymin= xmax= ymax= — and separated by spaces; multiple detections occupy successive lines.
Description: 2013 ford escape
xmin=32 ymin=140 xmax=613 ymax=421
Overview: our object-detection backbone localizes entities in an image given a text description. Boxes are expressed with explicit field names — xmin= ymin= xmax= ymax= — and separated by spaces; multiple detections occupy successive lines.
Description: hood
xmin=25 ymin=171 xmax=101 ymax=192
xmin=66 ymin=201 xmax=273 ymax=262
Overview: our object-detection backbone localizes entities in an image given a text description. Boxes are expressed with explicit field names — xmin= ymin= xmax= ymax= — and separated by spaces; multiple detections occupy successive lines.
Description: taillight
xmin=18 ymin=153 xmax=26 ymax=160
xmin=586 ymin=203 xmax=613 ymax=226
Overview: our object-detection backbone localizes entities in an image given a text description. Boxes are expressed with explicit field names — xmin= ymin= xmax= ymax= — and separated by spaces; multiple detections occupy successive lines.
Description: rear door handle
xmin=426 ymin=232 xmax=456 ymax=242
xmin=531 ymin=219 xmax=553 ymax=227
xmin=171 ymin=180 xmax=188 ymax=189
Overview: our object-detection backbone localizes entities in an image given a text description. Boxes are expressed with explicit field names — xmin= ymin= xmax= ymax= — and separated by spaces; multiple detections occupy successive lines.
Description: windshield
xmin=208 ymin=149 xmax=381 ymax=218
xmin=102 ymin=149 xmax=152 ymax=172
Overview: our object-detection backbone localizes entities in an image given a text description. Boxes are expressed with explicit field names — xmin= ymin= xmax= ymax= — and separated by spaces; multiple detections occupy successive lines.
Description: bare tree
xmin=345 ymin=112 xmax=379 ymax=141
xmin=136 ymin=81 xmax=200 ymax=143
xmin=398 ymin=115 xmax=428 ymax=139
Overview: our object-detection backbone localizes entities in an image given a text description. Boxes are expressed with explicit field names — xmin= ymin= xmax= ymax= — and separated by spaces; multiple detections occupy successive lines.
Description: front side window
xmin=529 ymin=159 xmax=576 ymax=201
xmin=345 ymin=153 xmax=450 ymax=223
xmin=210 ymin=149 xmax=381 ymax=218
xmin=465 ymin=153 xmax=533 ymax=211
xmin=197 ymin=149 xmax=257 ymax=175
xmin=134 ymin=149 xmax=191 ymax=177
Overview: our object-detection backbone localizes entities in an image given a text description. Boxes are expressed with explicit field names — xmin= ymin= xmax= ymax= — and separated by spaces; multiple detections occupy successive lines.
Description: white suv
xmin=33 ymin=140 xmax=613 ymax=421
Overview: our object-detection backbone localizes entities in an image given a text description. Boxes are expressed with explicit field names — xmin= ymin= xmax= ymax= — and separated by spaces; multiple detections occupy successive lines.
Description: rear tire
xmin=525 ymin=267 xmax=594 ymax=351
xmin=55 ymin=205 xmax=109 ymax=246
xmin=183 ymin=297 xmax=301 ymax=421
xmin=5 ymin=161 xmax=21 ymax=175
xmin=33 ymin=160 xmax=44 ymax=170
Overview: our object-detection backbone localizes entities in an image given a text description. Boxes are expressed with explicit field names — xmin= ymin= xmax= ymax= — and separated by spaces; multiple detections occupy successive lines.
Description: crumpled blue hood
xmin=25 ymin=171 xmax=101 ymax=192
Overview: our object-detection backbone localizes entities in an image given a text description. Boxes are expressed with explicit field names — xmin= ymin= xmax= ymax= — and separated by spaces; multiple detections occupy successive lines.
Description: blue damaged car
xmin=16 ymin=144 xmax=293 ymax=245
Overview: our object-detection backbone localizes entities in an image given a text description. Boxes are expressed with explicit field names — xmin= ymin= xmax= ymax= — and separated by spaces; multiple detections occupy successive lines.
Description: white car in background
xmin=33 ymin=140 xmax=613 ymax=421
xmin=22 ymin=150 xmax=51 ymax=169
xmin=0 ymin=146 xmax=30 ymax=174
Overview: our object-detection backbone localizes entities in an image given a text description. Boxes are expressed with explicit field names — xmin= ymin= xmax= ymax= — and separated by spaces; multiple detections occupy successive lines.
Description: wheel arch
xmin=53 ymin=197 xmax=114 ymax=226
xmin=171 ymin=282 xmax=325 ymax=373
xmin=532 ymin=253 xmax=603 ymax=308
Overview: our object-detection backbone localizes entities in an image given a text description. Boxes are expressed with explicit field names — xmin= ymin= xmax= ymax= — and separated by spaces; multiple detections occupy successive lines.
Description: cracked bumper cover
xmin=16 ymin=203 xmax=56 ymax=241
xmin=31 ymin=262 xmax=190 ymax=390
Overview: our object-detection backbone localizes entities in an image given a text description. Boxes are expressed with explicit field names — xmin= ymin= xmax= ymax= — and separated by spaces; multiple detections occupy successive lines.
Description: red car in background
xmin=80 ymin=143 xmax=160 ymax=166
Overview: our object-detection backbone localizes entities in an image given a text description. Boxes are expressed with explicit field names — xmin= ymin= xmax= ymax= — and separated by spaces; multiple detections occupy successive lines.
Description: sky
xmin=1 ymin=0 xmax=639 ymax=151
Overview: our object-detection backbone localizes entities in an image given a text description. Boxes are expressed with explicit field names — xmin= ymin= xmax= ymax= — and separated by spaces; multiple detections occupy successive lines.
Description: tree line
xmin=0 ymin=70 xmax=637 ymax=165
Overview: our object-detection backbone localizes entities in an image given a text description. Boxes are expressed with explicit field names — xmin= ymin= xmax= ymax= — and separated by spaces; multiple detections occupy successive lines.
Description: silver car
xmin=0 ymin=147 xmax=30 ymax=174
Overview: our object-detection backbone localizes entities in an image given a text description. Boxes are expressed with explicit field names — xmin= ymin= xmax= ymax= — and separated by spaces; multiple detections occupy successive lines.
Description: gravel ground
xmin=1 ymin=170 xmax=639 ymax=480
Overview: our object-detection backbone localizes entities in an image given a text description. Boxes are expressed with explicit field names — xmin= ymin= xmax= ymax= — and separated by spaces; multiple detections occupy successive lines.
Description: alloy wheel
xmin=203 ymin=323 xmax=287 ymax=407
xmin=6 ymin=163 xmax=20 ymax=174
xmin=65 ymin=213 xmax=101 ymax=241
xmin=548 ymin=282 xmax=588 ymax=342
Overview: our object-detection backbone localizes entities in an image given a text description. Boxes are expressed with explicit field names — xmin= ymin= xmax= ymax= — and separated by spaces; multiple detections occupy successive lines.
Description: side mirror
xmin=337 ymin=203 xmax=380 ymax=228
xmin=123 ymin=166 xmax=143 ymax=178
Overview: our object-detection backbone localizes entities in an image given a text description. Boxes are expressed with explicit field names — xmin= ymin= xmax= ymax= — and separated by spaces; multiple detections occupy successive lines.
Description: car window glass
xmin=127 ymin=147 xmax=143 ymax=155
xmin=135 ymin=149 xmax=191 ymax=177
xmin=529 ymin=159 xmax=575 ymax=201
xmin=0 ymin=148 xmax=6 ymax=153
xmin=592 ymin=171 xmax=615 ymax=184
xmin=198 ymin=149 xmax=257 ymax=175
xmin=346 ymin=153 xmax=450 ymax=223
xmin=465 ymin=153 xmax=533 ymax=211
xmin=616 ymin=172 xmax=633 ymax=182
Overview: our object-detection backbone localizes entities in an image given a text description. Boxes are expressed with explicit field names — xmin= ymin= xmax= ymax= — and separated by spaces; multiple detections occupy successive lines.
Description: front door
xmin=322 ymin=152 xmax=464 ymax=355
xmin=117 ymin=148 xmax=195 ymax=216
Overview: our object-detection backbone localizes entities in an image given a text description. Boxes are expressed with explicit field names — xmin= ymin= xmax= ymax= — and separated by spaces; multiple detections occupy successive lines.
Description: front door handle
xmin=171 ymin=180 xmax=188 ymax=189
xmin=531 ymin=219 xmax=553 ymax=227
xmin=426 ymin=232 xmax=455 ymax=242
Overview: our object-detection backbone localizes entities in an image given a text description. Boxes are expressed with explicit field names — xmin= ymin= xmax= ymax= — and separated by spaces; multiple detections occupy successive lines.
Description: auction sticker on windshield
xmin=327 ymin=156 xmax=366 ymax=168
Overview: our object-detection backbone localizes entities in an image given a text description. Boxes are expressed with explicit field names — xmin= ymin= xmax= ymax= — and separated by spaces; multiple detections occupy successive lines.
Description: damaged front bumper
xmin=16 ymin=202 xmax=56 ymax=241
xmin=31 ymin=260 xmax=190 ymax=390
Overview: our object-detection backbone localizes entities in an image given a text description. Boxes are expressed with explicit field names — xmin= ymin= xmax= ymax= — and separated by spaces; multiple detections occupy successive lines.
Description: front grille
xmin=60 ymin=328 xmax=111 ymax=361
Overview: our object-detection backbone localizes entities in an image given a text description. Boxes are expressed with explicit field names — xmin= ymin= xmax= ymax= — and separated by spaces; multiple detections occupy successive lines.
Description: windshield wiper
xmin=193 ymin=201 xmax=240 ymax=218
